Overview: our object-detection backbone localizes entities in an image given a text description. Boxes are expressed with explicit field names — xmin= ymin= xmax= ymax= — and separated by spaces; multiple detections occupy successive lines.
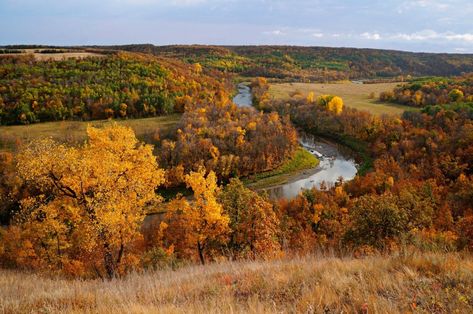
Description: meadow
xmin=269 ymin=82 xmax=413 ymax=115
xmin=0 ymin=115 xmax=180 ymax=152
xmin=0 ymin=48 xmax=104 ymax=60
xmin=1 ymin=252 xmax=472 ymax=313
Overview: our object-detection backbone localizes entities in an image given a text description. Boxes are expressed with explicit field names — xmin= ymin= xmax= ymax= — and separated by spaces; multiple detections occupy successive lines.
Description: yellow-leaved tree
xmin=11 ymin=124 xmax=165 ymax=278
xmin=327 ymin=96 xmax=344 ymax=115
xmin=161 ymin=168 xmax=230 ymax=264
xmin=306 ymin=91 xmax=315 ymax=103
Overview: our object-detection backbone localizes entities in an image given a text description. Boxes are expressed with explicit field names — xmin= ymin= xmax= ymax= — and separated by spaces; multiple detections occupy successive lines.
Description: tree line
xmin=379 ymin=75 xmax=473 ymax=107
xmin=103 ymin=44 xmax=473 ymax=81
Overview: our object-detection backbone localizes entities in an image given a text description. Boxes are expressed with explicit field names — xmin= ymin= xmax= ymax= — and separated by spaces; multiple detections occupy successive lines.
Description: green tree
xmin=219 ymin=179 xmax=280 ymax=259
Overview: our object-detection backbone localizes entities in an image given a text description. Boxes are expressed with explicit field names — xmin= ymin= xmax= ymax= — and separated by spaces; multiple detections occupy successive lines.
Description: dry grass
xmin=269 ymin=82 xmax=413 ymax=116
xmin=0 ymin=115 xmax=181 ymax=152
xmin=1 ymin=252 xmax=472 ymax=313
xmin=1 ymin=49 xmax=104 ymax=61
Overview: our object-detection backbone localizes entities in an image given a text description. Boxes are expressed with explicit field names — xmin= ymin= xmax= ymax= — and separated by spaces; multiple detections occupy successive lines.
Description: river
xmin=233 ymin=83 xmax=253 ymax=107
xmin=233 ymin=83 xmax=358 ymax=200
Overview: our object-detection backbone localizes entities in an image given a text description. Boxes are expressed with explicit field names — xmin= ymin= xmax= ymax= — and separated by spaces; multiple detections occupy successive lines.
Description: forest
xmin=1 ymin=49 xmax=473 ymax=313
xmin=100 ymin=44 xmax=473 ymax=81
xmin=0 ymin=52 xmax=228 ymax=125
xmin=379 ymin=74 xmax=473 ymax=107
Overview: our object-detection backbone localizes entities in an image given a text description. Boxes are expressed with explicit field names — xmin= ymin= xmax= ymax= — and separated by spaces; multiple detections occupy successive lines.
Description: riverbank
xmin=244 ymin=147 xmax=319 ymax=190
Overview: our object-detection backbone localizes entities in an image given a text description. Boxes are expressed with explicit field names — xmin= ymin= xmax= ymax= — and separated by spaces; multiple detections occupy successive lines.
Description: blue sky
xmin=1 ymin=0 xmax=472 ymax=53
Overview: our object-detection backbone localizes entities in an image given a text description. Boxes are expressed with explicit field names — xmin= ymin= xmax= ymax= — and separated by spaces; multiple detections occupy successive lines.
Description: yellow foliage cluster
xmin=4 ymin=124 xmax=165 ymax=278
xmin=316 ymin=95 xmax=344 ymax=115
xmin=159 ymin=169 xmax=230 ymax=264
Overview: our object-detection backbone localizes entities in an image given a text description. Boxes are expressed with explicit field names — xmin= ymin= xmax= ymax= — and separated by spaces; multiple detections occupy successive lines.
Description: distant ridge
xmin=2 ymin=44 xmax=472 ymax=81
xmin=95 ymin=44 xmax=473 ymax=81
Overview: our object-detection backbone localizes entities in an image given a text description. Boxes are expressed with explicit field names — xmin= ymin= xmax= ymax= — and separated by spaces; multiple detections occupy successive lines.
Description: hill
xmin=0 ymin=51 xmax=227 ymax=125
xmin=1 ymin=252 xmax=472 ymax=313
xmin=98 ymin=44 xmax=473 ymax=81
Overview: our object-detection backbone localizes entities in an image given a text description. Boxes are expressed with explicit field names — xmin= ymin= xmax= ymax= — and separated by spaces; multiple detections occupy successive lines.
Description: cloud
xmin=263 ymin=30 xmax=285 ymax=36
xmin=361 ymin=32 xmax=381 ymax=40
xmin=113 ymin=0 xmax=207 ymax=4
xmin=397 ymin=0 xmax=450 ymax=13
xmin=312 ymin=33 xmax=324 ymax=38
xmin=391 ymin=30 xmax=473 ymax=42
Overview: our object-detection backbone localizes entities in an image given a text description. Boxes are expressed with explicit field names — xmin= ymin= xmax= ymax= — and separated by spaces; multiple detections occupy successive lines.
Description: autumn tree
xmin=162 ymin=169 xmax=230 ymax=264
xmin=344 ymin=194 xmax=409 ymax=249
xmin=306 ymin=91 xmax=315 ymax=103
xmin=219 ymin=178 xmax=280 ymax=259
xmin=448 ymin=89 xmax=464 ymax=102
xmin=327 ymin=96 xmax=344 ymax=115
xmin=9 ymin=124 xmax=165 ymax=278
xmin=0 ymin=152 xmax=22 ymax=225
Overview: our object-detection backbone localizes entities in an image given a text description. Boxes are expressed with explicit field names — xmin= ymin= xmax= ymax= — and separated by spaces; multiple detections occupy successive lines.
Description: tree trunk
xmin=197 ymin=241 xmax=205 ymax=265
xmin=103 ymin=242 xmax=115 ymax=279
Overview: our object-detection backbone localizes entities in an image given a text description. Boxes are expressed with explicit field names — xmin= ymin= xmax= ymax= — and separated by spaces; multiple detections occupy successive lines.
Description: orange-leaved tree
xmin=10 ymin=124 xmax=165 ymax=278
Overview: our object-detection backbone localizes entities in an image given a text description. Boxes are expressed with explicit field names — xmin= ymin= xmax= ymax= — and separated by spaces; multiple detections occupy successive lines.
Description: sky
xmin=1 ymin=0 xmax=473 ymax=53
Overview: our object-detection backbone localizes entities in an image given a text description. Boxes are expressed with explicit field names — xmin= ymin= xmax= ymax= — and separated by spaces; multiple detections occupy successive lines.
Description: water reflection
xmin=233 ymin=83 xmax=253 ymax=107
xmin=264 ymin=134 xmax=358 ymax=200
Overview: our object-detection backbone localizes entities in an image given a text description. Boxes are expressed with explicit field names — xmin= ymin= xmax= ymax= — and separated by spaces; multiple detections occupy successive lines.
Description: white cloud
xmin=312 ymin=33 xmax=324 ymax=38
xmin=397 ymin=0 xmax=450 ymax=13
xmin=263 ymin=30 xmax=285 ymax=36
xmin=111 ymin=0 xmax=209 ymax=6
xmin=445 ymin=33 xmax=473 ymax=42
xmin=361 ymin=32 xmax=381 ymax=40
xmin=391 ymin=30 xmax=473 ymax=42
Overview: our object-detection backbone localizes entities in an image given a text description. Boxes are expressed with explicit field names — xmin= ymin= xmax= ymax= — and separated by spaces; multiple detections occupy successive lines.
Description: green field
xmin=244 ymin=147 xmax=319 ymax=190
xmin=0 ymin=114 xmax=181 ymax=152
xmin=269 ymin=82 xmax=414 ymax=116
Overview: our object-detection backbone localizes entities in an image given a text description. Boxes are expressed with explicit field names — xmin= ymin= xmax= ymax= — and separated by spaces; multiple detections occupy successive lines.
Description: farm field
xmin=1 ymin=252 xmax=471 ymax=313
xmin=269 ymin=82 xmax=414 ymax=115
xmin=0 ymin=114 xmax=180 ymax=152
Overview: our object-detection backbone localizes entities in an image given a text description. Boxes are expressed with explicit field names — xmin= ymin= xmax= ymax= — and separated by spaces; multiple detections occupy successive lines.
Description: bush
xmin=344 ymin=194 xmax=409 ymax=249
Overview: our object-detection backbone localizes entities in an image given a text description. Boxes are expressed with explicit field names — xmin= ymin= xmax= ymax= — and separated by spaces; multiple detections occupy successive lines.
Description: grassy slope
xmin=269 ymin=82 xmax=414 ymax=116
xmin=244 ymin=147 xmax=319 ymax=190
xmin=1 ymin=252 xmax=472 ymax=313
xmin=0 ymin=114 xmax=181 ymax=152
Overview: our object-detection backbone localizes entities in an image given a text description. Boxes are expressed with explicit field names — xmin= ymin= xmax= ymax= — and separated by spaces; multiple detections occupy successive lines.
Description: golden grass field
xmin=1 ymin=252 xmax=472 ymax=313
xmin=0 ymin=115 xmax=181 ymax=152
xmin=1 ymin=49 xmax=104 ymax=61
xmin=269 ymin=82 xmax=413 ymax=116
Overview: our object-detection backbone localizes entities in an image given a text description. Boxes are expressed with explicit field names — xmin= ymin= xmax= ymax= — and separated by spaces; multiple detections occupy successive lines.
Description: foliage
xmin=158 ymin=96 xmax=298 ymax=185
xmin=1 ymin=124 xmax=165 ymax=278
xmin=219 ymin=178 xmax=281 ymax=259
xmin=107 ymin=44 xmax=473 ymax=81
xmin=160 ymin=169 xmax=230 ymax=264
xmin=258 ymin=81 xmax=473 ymax=254
xmin=344 ymin=194 xmax=409 ymax=248
xmin=380 ymin=74 xmax=473 ymax=107
xmin=0 ymin=52 xmax=226 ymax=125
